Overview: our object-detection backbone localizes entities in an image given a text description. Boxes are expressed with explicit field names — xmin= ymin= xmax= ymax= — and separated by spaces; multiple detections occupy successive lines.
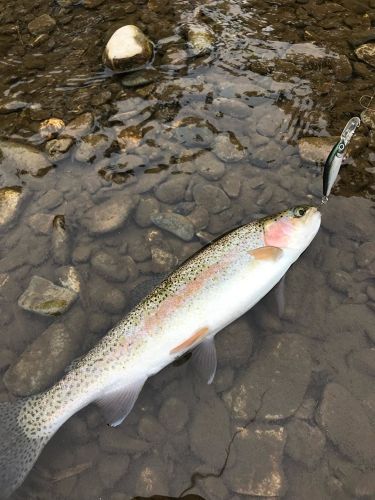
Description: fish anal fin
xmin=170 ymin=326 xmax=209 ymax=355
xmin=249 ymin=246 xmax=283 ymax=262
xmin=192 ymin=338 xmax=217 ymax=384
xmin=96 ymin=379 xmax=146 ymax=427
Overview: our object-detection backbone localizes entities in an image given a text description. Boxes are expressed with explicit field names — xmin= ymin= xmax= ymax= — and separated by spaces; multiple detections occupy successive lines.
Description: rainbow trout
xmin=0 ymin=205 xmax=321 ymax=498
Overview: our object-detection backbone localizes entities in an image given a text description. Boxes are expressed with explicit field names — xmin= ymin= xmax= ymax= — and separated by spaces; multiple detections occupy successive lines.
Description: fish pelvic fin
xmin=0 ymin=398 xmax=51 ymax=499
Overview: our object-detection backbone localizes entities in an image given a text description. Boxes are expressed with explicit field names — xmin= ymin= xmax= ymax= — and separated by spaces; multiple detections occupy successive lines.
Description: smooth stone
xmin=0 ymin=139 xmax=53 ymax=177
xmin=154 ymin=175 xmax=189 ymax=204
xmin=91 ymin=251 xmax=131 ymax=282
xmin=98 ymin=454 xmax=129 ymax=489
xmin=316 ymin=383 xmax=375 ymax=465
xmin=89 ymin=279 xmax=126 ymax=315
xmin=361 ymin=108 xmax=375 ymax=130
xmin=189 ymin=393 xmax=231 ymax=469
xmin=158 ymin=397 xmax=189 ymax=433
xmin=151 ymin=212 xmax=195 ymax=241
xmin=334 ymin=55 xmax=352 ymax=81
xmin=173 ymin=121 xmax=214 ymax=147
xmin=224 ymin=424 xmax=287 ymax=497
xmin=351 ymin=348 xmax=375 ymax=377
xmin=0 ymin=99 xmax=28 ymax=114
xmin=63 ymin=113 xmax=94 ymax=139
xmin=213 ymin=134 xmax=246 ymax=162
xmin=18 ymin=276 xmax=77 ymax=316
xmin=151 ymin=246 xmax=177 ymax=274
xmin=328 ymin=270 xmax=352 ymax=294
xmin=127 ymin=234 xmax=151 ymax=262
xmin=82 ymin=194 xmax=139 ymax=234
xmin=355 ymin=43 xmax=375 ymax=68
xmin=0 ymin=187 xmax=23 ymax=229
xmin=193 ymin=183 xmax=231 ymax=214
xmin=252 ymin=141 xmax=283 ymax=169
xmin=216 ymin=318 xmax=254 ymax=368
xmin=182 ymin=22 xmax=215 ymax=56
xmin=75 ymin=134 xmax=109 ymax=163
xmin=28 ymin=14 xmax=56 ymax=35
xmin=39 ymin=118 xmax=65 ymax=140
xmin=134 ymin=457 xmax=169 ymax=497
xmin=56 ymin=266 xmax=81 ymax=294
xmin=196 ymin=152 xmax=225 ymax=180
xmin=221 ymin=172 xmax=242 ymax=198
xmin=298 ymin=136 xmax=338 ymax=165
xmin=187 ymin=205 xmax=209 ymax=231
xmin=0 ymin=349 xmax=16 ymax=372
xmin=285 ymin=419 xmax=326 ymax=469
xmin=103 ymin=25 xmax=153 ymax=72
xmin=223 ymin=334 xmax=311 ymax=422
xmin=3 ymin=323 xmax=79 ymax=396
xmin=121 ymin=69 xmax=158 ymax=88
xmin=52 ymin=215 xmax=70 ymax=265
xmin=45 ymin=137 xmax=74 ymax=161
xmin=99 ymin=427 xmax=150 ymax=454
xmin=138 ymin=415 xmax=166 ymax=443
xmin=256 ymin=107 xmax=286 ymax=137
xmin=212 ymin=97 xmax=251 ymax=119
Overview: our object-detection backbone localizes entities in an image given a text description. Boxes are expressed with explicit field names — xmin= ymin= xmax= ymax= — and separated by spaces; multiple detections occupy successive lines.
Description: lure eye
xmin=293 ymin=207 xmax=307 ymax=218
xmin=338 ymin=142 xmax=345 ymax=152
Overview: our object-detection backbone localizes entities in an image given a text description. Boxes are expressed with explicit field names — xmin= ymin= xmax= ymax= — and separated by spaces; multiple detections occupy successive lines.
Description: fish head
xmin=263 ymin=205 xmax=321 ymax=251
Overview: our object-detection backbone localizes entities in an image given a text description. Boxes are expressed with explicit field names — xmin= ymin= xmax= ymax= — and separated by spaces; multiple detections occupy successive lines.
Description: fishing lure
xmin=322 ymin=117 xmax=361 ymax=202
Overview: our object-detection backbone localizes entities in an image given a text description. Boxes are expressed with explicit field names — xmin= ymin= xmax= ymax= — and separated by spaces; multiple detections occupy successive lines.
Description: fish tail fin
xmin=0 ymin=398 xmax=52 ymax=499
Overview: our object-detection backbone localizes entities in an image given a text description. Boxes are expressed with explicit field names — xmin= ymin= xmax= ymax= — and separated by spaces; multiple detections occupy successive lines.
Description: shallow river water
xmin=0 ymin=0 xmax=375 ymax=499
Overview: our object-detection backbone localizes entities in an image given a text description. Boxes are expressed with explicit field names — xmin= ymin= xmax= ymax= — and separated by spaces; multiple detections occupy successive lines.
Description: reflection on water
xmin=0 ymin=0 xmax=375 ymax=498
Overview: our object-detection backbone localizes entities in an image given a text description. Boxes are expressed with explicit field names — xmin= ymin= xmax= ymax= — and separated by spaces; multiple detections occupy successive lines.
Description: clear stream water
xmin=0 ymin=0 xmax=374 ymax=499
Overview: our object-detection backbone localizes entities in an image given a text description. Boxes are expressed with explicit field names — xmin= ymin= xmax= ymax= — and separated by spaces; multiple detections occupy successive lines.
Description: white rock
xmin=103 ymin=25 xmax=153 ymax=72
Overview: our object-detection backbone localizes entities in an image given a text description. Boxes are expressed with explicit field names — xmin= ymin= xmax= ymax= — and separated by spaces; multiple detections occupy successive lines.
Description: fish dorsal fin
xmin=192 ymin=338 xmax=217 ymax=385
xmin=96 ymin=379 xmax=146 ymax=427
xmin=250 ymin=246 xmax=283 ymax=262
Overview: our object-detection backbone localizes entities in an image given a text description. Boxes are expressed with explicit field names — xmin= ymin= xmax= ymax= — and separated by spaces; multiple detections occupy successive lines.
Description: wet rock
xmin=98 ymin=454 xmax=129 ymax=489
xmin=285 ymin=419 xmax=325 ymax=469
xmin=135 ymin=457 xmax=169 ymax=497
xmin=103 ymin=25 xmax=154 ymax=72
xmin=328 ymin=453 xmax=375 ymax=499
xmin=200 ymin=476 xmax=229 ymax=500
xmin=316 ymin=382 xmax=375 ymax=465
xmin=28 ymin=14 xmax=56 ymax=36
xmin=322 ymin=196 xmax=373 ymax=242
xmin=91 ymin=251 xmax=132 ymax=282
xmin=0 ymin=139 xmax=53 ymax=177
xmin=0 ymin=99 xmax=28 ymax=114
xmin=56 ymin=266 xmax=81 ymax=294
xmin=99 ymin=428 xmax=150 ymax=454
xmin=193 ymin=183 xmax=231 ymax=214
xmin=224 ymin=424 xmax=287 ymax=497
xmin=138 ymin=415 xmax=166 ymax=443
xmin=355 ymin=43 xmax=375 ymax=68
xmin=83 ymin=0 xmax=105 ymax=7
xmin=127 ymin=234 xmax=151 ymax=262
xmin=208 ymin=204 xmax=243 ymax=234
xmin=173 ymin=121 xmax=214 ymax=147
xmin=72 ymin=244 xmax=92 ymax=264
xmin=0 ymin=186 xmax=23 ymax=229
xmin=89 ymin=279 xmax=126 ymax=315
xmin=75 ymin=134 xmax=109 ymax=163
xmin=334 ymin=55 xmax=352 ymax=81
xmin=154 ymin=175 xmax=189 ymax=203
xmin=52 ymin=215 xmax=70 ymax=265
xmin=0 ymin=349 xmax=16 ymax=372
xmin=213 ymin=134 xmax=246 ymax=162
xmin=182 ymin=23 xmax=215 ymax=56
xmin=187 ymin=205 xmax=209 ymax=231
xmin=3 ymin=323 xmax=79 ymax=396
xmin=45 ymin=137 xmax=74 ymax=161
xmin=189 ymin=393 xmax=231 ymax=469
xmin=117 ymin=126 xmax=142 ymax=151
xmin=151 ymin=246 xmax=177 ymax=274
xmin=121 ymin=68 xmax=158 ymax=88
xmin=82 ymin=194 xmax=139 ymax=234
xmin=256 ymin=108 xmax=285 ymax=137
xmin=328 ymin=270 xmax=352 ymax=294
xmin=196 ymin=152 xmax=225 ymax=180
xmin=18 ymin=276 xmax=77 ymax=316
xmin=253 ymin=141 xmax=283 ymax=169
xmin=212 ymin=97 xmax=250 ymax=119
xmin=158 ymin=397 xmax=189 ymax=433
xmin=221 ymin=172 xmax=241 ymax=198
xmin=216 ymin=318 xmax=254 ymax=368
xmin=361 ymin=108 xmax=375 ymax=130
xmin=351 ymin=348 xmax=375 ymax=377
xmin=298 ymin=136 xmax=338 ymax=165
xmin=39 ymin=118 xmax=65 ymax=140
xmin=151 ymin=212 xmax=195 ymax=241
xmin=223 ymin=335 xmax=312 ymax=422
xmin=356 ymin=242 xmax=375 ymax=268
xmin=63 ymin=113 xmax=94 ymax=140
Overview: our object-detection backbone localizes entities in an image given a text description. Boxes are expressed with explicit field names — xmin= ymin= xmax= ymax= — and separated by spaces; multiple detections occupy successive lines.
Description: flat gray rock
xmin=285 ymin=419 xmax=326 ymax=469
xmin=18 ymin=275 xmax=77 ymax=316
xmin=82 ymin=194 xmax=139 ymax=234
xmin=151 ymin=212 xmax=195 ymax=241
xmin=224 ymin=424 xmax=287 ymax=497
xmin=0 ymin=139 xmax=52 ymax=177
xmin=193 ymin=183 xmax=231 ymax=214
xmin=3 ymin=322 xmax=79 ymax=396
xmin=316 ymin=382 xmax=375 ymax=465
xmin=223 ymin=334 xmax=312 ymax=422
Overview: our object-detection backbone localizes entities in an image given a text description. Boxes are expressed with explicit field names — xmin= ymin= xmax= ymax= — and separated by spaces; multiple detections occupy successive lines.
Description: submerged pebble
xmin=18 ymin=275 xmax=78 ymax=316
xmin=0 ymin=187 xmax=24 ymax=229
xmin=151 ymin=212 xmax=195 ymax=241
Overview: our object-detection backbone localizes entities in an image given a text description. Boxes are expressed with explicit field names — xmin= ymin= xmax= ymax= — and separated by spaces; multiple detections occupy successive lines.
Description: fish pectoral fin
xmin=249 ymin=246 xmax=284 ymax=262
xmin=192 ymin=338 xmax=217 ymax=385
xmin=96 ymin=378 xmax=146 ymax=427
xmin=275 ymin=274 xmax=286 ymax=317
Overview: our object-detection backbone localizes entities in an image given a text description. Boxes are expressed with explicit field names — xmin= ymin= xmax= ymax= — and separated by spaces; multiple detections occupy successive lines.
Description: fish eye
xmin=293 ymin=206 xmax=307 ymax=218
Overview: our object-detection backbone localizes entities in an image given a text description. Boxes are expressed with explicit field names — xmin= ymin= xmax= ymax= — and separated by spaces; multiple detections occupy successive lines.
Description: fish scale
xmin=0 ymin=205 xmax=321 ymax=498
